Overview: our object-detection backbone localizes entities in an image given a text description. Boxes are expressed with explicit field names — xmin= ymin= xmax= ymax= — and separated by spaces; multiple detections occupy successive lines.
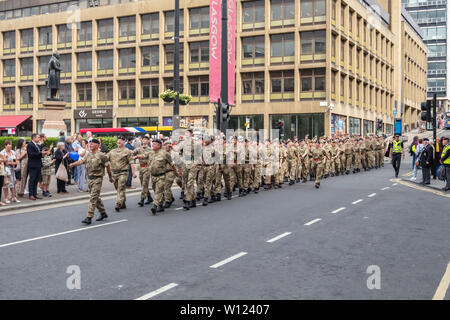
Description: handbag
xmin=15 ymin=169 xmax=21 ymax=180
xmin=56 ymin=163 xmax=68 ymax=182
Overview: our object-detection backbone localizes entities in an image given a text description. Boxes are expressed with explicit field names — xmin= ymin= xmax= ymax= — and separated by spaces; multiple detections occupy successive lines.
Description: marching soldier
xmin=286 ymin=141 xmax=297 ymax=185
xmin=311 ymin=141 xmax=328 ymax=188
xmin=70 ymin=139 xmax=113 ymax=225
xmin=107 ymin=136 xmax=136 ymax=212
xmin=162 ymin=140 xmax=176 ymax=208
xmin=201 ymin=136 xmax=217 ymax=205
xmin=133 ymin=135 xmax=153 ymax=207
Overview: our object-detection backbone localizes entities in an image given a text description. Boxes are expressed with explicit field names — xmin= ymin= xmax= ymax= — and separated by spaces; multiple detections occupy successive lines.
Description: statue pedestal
xmin=41 ymin=100 xmax=67 ymax=137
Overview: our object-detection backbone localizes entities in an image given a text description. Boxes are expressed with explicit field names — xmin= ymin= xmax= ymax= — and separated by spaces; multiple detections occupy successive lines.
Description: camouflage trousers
xmin=87 ymin=177 xmax=105 ymax=218
xmin=113 ymin=171 xmax=128 ymax=206
xmin=311 ymin=160 xmax=324 ymax=185
xmin=323 ymin=158 xmax=330 ymax=175
xmin=215 ymin=164 xmax=231 ymax=194
xmin=252 ymin=162 xmax=262 ymax=189
xmin=368 ymin=151 xmax=375 ymax=168
xmin=151 ymin=174 xmax=166 ymax=206
xmin=139 ymin=167 xmax=151 ymax=200
xmin=331 ymin=158 xmax=340 ymax=174
xmin=229 ymin=164 xmax=243 ymax=190
xmin=287 ymin=160 xmax=296 ymax=180
xmin=185 ymin=163 xmax=201 ymax=202
xmin=242 ymin=164 xmax=252 ymax=190
xmin=196 ymin=166 xmax=205 ymax=194
xmin=203 ymin=165 xmax=216 ymax=199
xmin=354 ymin=154 xmax=361 ymax=170
xmin=164 ymin=170 xmax=175 ymax=203
xmin=345 ymin=154 xmax=353 ymax=171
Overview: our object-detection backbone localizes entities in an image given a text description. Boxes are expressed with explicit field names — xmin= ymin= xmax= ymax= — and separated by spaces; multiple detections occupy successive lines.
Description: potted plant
xmin=159 ymin=89 xmax=176 ymax=103
xmin=179 ymin=94 xmax=192 ymax=105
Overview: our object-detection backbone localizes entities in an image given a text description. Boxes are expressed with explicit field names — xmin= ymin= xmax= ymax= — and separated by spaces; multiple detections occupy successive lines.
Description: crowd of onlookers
xmin=0 ymin=131 xmax=107 ymax=206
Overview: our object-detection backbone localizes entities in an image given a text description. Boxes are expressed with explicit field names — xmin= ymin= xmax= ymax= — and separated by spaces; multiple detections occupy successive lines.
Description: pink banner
xmin=227 ymin=0 xmax=236 ymax=105
xmin=209 ymin=0 xmax=221 ymax=103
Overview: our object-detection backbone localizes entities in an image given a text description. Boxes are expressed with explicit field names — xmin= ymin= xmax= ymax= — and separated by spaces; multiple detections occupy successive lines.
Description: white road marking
xmin=433 ymin=262 xmax=450 ymax=300
xmin=392 ymin=183 xmax=398 ymax=186
xmin=381 ymin=187 xmax=390 ymax=190
xmin=174 ymin=207 xmax=183 ymax=211
xmin=0 ymin=219 xmax=128 ymax=249
xmin=368 ymin=193 xmax=376 ymax=197
xmin=266 ymin=232 xmax=292 ymax=243
xmin=210 ymin=252 xmax=248 ymax=269
xmin=304 ymin=218 xmax=321 ymax=226
xmin=135 ymin=283 xmax=178 ymax=300
xmin=331 ymin=207 xmax=346 ymax=214
xmin=232 ymin=195 xmax=238 ymax=198
xmin=352 ymin=199 xmax=363 ymax=205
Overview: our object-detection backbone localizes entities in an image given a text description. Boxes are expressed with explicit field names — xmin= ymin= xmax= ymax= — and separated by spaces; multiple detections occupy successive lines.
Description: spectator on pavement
xmin=65 ymin=136 xmax=74 ymax=185
xmin=125 ymin=137 xmax=135 ymax=189
xmin=1 ymin=140 xmax=20 ymax=203
xmin=440 ymin=137 xmax=450 ymax=192
xmin=98 ymin=137 xmax=108 ymax=153
xmin=55 ymin=142 xmax=69 ymax=194
xmin=40 ymin=146 xmax=55 ymax=197
xmin=15 ymin=138 xmax=28 ymax=197
xmin=77 ymin=139 xmax=89 ymax=192
xmin=0 ymin=152 xmax=5 ymax=206
xmin=411 ymin=138 xmax=424 ymax=181
xmin=27 ymin=134 xmax=46 ymax=200
xmin=420 ymin=138 xmax=433 ymax=185
xmin=58 ymin=131 xmax=66 ymax=143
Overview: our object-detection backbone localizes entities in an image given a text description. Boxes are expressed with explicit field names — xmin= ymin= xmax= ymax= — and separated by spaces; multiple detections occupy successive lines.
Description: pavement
xmin=0 ymin=155 xmax=448 ymax=300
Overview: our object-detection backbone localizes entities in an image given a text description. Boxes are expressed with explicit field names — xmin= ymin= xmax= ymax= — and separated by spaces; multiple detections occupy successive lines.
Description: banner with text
xmin=227 ymin=0 xmax=236 ymax=105
xmin=209 ymin=0 xmax=221 ymax=103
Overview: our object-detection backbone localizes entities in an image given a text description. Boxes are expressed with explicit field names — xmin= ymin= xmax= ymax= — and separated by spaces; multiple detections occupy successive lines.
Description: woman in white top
xmin=77 ymin=139 xmax=89 ymax=192
xmin=0 ymin=140 xmax=20 ymax=203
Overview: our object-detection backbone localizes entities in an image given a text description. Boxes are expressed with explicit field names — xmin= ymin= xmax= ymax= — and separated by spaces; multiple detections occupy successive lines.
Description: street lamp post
xmin=172 ymin=0 xmax=181 ymax=131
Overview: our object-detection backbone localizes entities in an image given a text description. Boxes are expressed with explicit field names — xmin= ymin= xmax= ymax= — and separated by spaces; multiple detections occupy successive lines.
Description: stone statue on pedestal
xmin=46 ymin=51 xmax=62 ymax=101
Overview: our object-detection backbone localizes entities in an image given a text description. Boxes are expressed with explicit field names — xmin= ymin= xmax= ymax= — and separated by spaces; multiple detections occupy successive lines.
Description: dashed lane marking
xmin=381 ymin=187 xmax=390 ymax=190
xmin=331 ymin=207 xmax=346 ymax=214
xmin=0 ymin=219 xmax=128 ymax=249
xmin=266 ymin=232 xmax=292 ymax=243
xmin=210 ymin=252 xmax=248 ymax=269
xmin=135 ymin=283 xmax=179 ymax=300
xmin=392 ymin=183 xmax=398 ymax=186
xmin=304 ymin=218 xmax=321 ymax=226
xmin=175 ymin=207 xmax=183 ymax=211
xmin=368 ymin=193 xmax=376 ymax=197
xmin=352 ymin=199 xmax=363 ymax=205
xmin=433 ymin=262 xmax=450 ymax=300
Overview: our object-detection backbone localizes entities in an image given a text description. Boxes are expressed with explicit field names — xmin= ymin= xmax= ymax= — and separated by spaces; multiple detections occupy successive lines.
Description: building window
xmin=348 ymin=77 xmax=353 ymax=104
xmin=340 ymin=40 xmax=345 ymax=66
xmin=271 ymin=0 xmax=295 ymax=28
xmin=229 ymin=115 xmax=264 ymax=131
xmin=3 ymin=31 xmax=16 ymax=54
xmin=20 ymin=58 xmax=33 ymax=81
xmin=3 ymin=59 xmax=15 ymax=82
xmin=189 ymin=76 xmax=209 ymax=104
xmin=242 ymin=72 xmax=264 ymax=103
xmin=119 ymin=16 xmax=136 ymax=42
xmin=77 ymin=52 xmax=92 ymax=77
xmin=164 ymin=44 xmax=184 ymax=72
xmin=59 ymin=54 xmax=72 ymax=79
xmin=270 ymin=70 xmax=294 ymax=101
xmin=165 ymin=10 xmax=184 ymax=38
xmin=57 ymin=24 xmax=72 ymax=49
xmin=142 ymin=46 xmax=160 ymax=73
xmin=331 ymin=0 xmax=336 ymax=25
xmin=300 ymin=0 xmax=326 ymax=25
xmin=363 ymin=119 xmax=373 ymax=135
xmin=242 ymin=36 xmax=265 ymax=66
xmin=349 ymin=117 xmax=360 ymax=135
xmin=141 ymin=13 xmax=159 ymax=41
xmin=119 ymin=80 xmax=136 ymax=107
xmin=141 ymin=78 xmax=160 ymax=106
xmin=331 ymin=71 xmax=336 ymax=101
xmin=78 ymin=21 xmax=92 ymax=46
xmin=97 ymin=81 xmax=113 ymax=107
xmin=39 ymin=27 xmax=52 ymax=51
xmin=340 ymin=75 xmax=345 ymax=102
xmin=77 ymin=83 xmax=92 ymax=107
xmin=20 ymin=29 xmax=34 ymax=53
xmin=21 ymin=86 xmax=33 ymax=109
xmin=242 ymin=0 xmax=265 ymax=31
xmin=270 ymin=113 xmax=324 ymax=140
xmin=59 ymin=84 xmax=72 ymax=106
xmin=97 ymin=50 xmax=113 ymax=76
xmin=349 ymin=10 xmax=354 ymax=35
xmin=189 ymin=41 xmax=209 ymax=70
xmin=119 ymin=48 xmax=136 ymax=74
xmin=164 ymin=77 xmax=184 ymax=93
xmin=349 ymin=44 xmax=353 ymax=71
xmin=190 ymin=7 xmax=209 ymax=36
xmin=3 ymin=87 xmax=15 ymax=110
xmin=38 ymin=56 xmax=51 ymax=80
xmin=300 ymin=30 xmax=326 ymax=63
xmin=300 ymin=68 xmax=325 ymax=100
xmin=341 ymin=4 xmax=345 ymax=29
xmin=270 ymin=33 xmax=294 ymax=64
xmin=98 ymin=18 xmax=114 ymax=45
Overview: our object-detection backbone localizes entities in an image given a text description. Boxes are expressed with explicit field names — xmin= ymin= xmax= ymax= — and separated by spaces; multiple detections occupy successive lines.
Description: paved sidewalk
xmin=0 ymin=175 xmax=142 ymax=213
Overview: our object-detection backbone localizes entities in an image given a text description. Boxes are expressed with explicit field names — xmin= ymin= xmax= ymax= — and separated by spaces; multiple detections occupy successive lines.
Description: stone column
xmin=41 ymin=100 xmax=67 ymax=137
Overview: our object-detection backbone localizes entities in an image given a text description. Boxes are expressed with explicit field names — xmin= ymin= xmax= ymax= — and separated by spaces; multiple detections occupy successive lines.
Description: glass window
xmin=119 ymin=48 xmax=136 ymax=69
xmin=4 ymin=59 xmax=15 ymax=77
xmin=58 ymin=24 xmax=72 ymax=43
xmin=98 ymin=19 xmax=114 ymax=39
xmin=77 ymin=83 xmax=92 ymax=102
xmin=21 ymin=86 xmax=34 ymax=105
xmin=21 ymin=29 xmax=34 ymax=48
xmin=97 ymin=82 xmax=114 ymax=102
xmin=3 ymin=31 xmax=16 ymax=49
xmin=78 ymin=21 xmax=92 ymax=42
xmin=39 ymin=56 xmax=51 ymax=75
xmin=119 ymin=16 xmax=136 ymax=38
xmin=78 ymin=52 xmax=92 ymax=71
xmin=190 ymin=7 xmax=209 ymax=33
xmin=142 ymin=13 xmax=159 ymax=37
xmin=98 ymin=50 xmax=114 ymax=70
xmin=21 ymin=58 xmax=34 ymax=76
xmin=39 ymin=27 xmax=52 ymax=45
xmin=165 ymin=10 xmax=184 ymax=34
xmin=3 ymin=87 xmax=15 ymax=106
xmin=165 ymin=44 xmax=184 ymax=65
xmin=243 ymin=0 xmax=265 ymax=30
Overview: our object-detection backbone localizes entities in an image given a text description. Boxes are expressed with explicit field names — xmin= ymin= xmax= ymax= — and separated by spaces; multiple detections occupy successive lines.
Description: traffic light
xmin=421 ymin=100 xmax=432 ymax=122
xmin=220 ymin=102 xmax=230 ymax=123
xmin=275 ymin=120 xmax=284 ymax=137
xmin=376 ymin=118 xmax=383 ymax=131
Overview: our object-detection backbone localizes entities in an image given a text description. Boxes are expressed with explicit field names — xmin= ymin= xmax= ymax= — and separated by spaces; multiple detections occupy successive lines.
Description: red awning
xmin=0 ymin=115 xmax=32 ymax=129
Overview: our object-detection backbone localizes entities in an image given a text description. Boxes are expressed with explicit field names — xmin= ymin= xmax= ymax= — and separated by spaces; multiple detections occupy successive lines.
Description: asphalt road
xmin=0 ymin=158 xmax=449 ymax=300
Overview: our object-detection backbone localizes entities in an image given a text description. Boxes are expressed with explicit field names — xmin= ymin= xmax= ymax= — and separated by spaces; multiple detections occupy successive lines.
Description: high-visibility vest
xmin=412 ymin=145 xmax=416 ymax=153
xmin=392 ymin=140 xmax=402 ymax=154
xmin=442 ymin=145 xmax=450 ymax=165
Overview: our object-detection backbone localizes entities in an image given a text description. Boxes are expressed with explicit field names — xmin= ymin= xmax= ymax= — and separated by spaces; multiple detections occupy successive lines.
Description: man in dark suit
xmin=27 ymin=134 xmax=50 ymax=200
xmin=420 ymin=138 xmax=434 ymax=185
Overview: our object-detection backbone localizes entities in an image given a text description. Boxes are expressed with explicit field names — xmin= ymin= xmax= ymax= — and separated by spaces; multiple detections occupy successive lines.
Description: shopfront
xmin=331 ymin=114 xmax=347 ymax=136
xmin=229 ymin=115 xmax=264 ymax=131
xmin=270 ymin=113 xmax=324 ymax=140
xmin=363 ymin=119 xmax=374 ymax=136
xmin=163 ymin=116 xmax=209 ymax=128
xmin=74 ymin=109 xmax=113 ymax=133
xmin=349 ymin=117 xmax=361 ymax=136
xmin=0 ymin=115 xmax=32 ymax=136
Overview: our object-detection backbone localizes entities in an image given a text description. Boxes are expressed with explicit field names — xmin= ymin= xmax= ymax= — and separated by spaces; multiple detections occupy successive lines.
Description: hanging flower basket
xmin=179 ymin=94 xmax=192 ymax=105
xmin=159 ymin=89 xmax=176 ymax=103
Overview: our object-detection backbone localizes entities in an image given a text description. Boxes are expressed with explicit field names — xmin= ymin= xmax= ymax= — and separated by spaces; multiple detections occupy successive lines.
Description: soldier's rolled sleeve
xmin=127 ymin=150 xmax=134 ymax=165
